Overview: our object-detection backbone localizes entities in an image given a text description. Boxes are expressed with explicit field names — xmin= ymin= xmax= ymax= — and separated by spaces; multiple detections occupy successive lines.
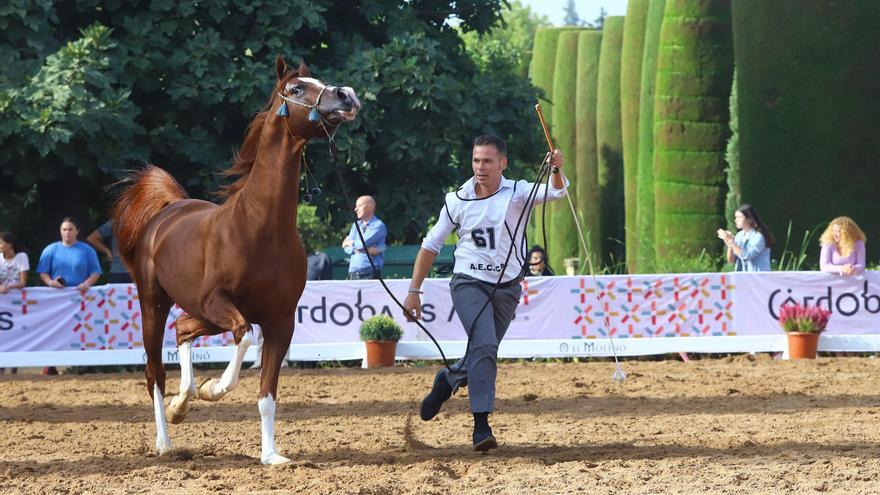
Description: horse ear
xmin=298 ymin=60 xmax=311 ymax=78
xmin=275 ymin=56 xmax=289 ymax=81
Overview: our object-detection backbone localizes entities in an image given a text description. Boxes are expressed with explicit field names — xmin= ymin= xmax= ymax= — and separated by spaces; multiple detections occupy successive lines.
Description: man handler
xmin=403 ymin=134 xmax=568 ymax=451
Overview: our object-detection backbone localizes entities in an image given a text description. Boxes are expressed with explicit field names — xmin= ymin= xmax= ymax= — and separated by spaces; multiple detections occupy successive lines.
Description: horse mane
xmin=217 ymin=68 xmax=300 ymax=199
xmin=216 ymin=106 xmax=271 ymax=199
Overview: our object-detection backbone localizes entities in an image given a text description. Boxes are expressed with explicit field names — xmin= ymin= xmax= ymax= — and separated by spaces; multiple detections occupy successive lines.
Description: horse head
xmin=273 ymin=56 xmax=360 ymax=140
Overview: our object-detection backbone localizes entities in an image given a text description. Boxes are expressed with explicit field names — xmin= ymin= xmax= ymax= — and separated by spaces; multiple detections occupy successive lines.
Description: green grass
xmin=772 ymin=220 xmax=823 ymax=272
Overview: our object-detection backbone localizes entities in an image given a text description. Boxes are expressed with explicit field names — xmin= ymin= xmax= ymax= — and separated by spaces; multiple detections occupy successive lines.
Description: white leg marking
xmin=258 ymin=394 xmax=290 ymax=465
xmin=199 ymin=330 xmax=252 ymax=401
xmin=153 ymin=383 xmax=172 ymax=455
xmin=167 ymin=341 xmax=195 ymax=423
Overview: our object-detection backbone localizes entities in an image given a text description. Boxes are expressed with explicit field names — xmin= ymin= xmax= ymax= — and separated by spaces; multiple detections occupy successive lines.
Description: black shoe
xmin=420 ymin=371 xmax=452 ymax=421
xmin=473 ymin=428 xmax=497 ymax=451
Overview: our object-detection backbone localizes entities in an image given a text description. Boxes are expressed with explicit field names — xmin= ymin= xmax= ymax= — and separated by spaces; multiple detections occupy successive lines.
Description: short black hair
xmin=0 ymin=232 xmax=18 ymax=253
xmin=473 ymin=135 xmax=507 ymax=155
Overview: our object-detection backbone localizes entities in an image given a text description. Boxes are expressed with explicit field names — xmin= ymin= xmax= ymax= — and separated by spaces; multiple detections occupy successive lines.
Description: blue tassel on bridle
xmin=276 ymin=102 xmax=288 ymax=117
xmin=308 ymin=107 xmax=320 ymax=122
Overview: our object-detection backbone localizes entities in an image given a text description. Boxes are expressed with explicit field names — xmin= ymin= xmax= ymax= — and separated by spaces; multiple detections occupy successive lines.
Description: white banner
xmin=1 ymin=272 xmax=878 ymax=366
xmin=733 ymin=271 xmax=880 ymax=335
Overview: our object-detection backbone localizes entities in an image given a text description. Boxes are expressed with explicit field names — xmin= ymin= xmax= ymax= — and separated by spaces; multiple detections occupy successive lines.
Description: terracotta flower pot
xmin=364 ymin=340 xmax=398 ymax=367
xmin=787 ymin=332 xmax=820 ymax=359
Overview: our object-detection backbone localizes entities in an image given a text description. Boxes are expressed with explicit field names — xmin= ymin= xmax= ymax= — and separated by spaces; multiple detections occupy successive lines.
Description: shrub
xmin=359 ymin=315 xmax=403 ymax=342
xmin=779 ymin=303 xmax=830 ymax=334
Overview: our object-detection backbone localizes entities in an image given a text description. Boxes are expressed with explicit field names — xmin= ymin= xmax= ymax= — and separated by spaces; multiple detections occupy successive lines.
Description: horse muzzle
xmin=325 ymin=86 xmax=361 ymax=123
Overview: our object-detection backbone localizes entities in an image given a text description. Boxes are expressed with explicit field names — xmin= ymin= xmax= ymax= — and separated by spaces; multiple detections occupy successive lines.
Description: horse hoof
xmin=197 ymin=378 xmax=223 ymax=401
xmin=261 ymin=452 xmax=291 ymax=465
xmin=156 ymin=440 xmax=173 ymax=455
xmin=166 ymin=397 xmax=190 ymax=424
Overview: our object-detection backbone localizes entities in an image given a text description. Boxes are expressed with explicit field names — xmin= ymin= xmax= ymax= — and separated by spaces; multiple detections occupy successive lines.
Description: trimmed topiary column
xmin=596 ymin=16 xmax=625 ymax=266
xmin=547 ymin=30 xmax=583 ymax=273
xmin=634 ymin=0 xmax=666 ymax=272
xmin=620 ymin=0 xmax=650 ymax=273
xmin=528 ymin=27 xmax=579 ymax=253
xmin=652 ymin=0 xmax=734 ymax=262
xmin=575 ymin=30 xmax=603 ymax=272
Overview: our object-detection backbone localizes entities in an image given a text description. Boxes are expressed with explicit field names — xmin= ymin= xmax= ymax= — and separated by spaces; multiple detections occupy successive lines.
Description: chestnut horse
xmin=111 ymin=57 xmax=360 ymax=464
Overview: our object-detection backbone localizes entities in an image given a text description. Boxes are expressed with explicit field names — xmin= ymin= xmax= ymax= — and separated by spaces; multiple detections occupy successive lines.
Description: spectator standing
xmin=87 ymin=220 xmax=132 ymax=283
xmin=0 ymin=232 xmax=28 ymax=294
xmin=819 ymin=216 xmax=867 ymax=276
xmin=526 ymin=245 xmax=554 ymax=276
xmin=37 ymin=218 xmax=102 ymax=290
xmin=342 ymin=195 xmax=387 ymax=280
xmin=0 ymin=232 xmax=27 ymax=375
xmin=717 ymin=204 xmax=774 ymax=272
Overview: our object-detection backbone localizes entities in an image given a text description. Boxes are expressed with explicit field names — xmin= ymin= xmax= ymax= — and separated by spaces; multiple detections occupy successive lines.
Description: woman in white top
xmin=0 ymin=232 xmax=29 ymax=294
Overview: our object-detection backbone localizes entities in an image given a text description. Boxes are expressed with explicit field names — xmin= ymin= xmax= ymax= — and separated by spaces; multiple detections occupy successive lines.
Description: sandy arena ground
xmin=2 ymin=356 xmax=880 ymax=494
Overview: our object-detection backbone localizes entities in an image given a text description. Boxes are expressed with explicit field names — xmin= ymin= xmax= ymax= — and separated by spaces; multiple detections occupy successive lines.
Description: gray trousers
xmin=442 ymin=274 xmax=522 ymax=413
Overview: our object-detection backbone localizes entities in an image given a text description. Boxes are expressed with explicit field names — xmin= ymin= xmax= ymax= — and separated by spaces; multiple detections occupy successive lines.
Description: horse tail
xmin=111 ymin=165 xmax=188 ymax=272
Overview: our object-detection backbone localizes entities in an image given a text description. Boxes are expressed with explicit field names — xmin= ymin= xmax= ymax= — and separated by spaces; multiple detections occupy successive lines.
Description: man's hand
xmin=403 ymin=293 xmax=422 ymax=321
xmin=549 ymin=149 xmax=564 ymax=169
xmin=342 ymin=237 xmax=353 ymax=248
xmin=367 ymin=246 xmax=380 ymax=256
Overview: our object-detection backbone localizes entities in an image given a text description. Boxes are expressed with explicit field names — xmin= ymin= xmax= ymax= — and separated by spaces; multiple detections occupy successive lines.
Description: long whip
xmin=534 ymin=104 xmax=626 ymax=383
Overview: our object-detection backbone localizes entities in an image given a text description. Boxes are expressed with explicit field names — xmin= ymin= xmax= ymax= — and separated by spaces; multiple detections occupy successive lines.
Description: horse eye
xmin=291 ymin=86 xmax=303 ymax=96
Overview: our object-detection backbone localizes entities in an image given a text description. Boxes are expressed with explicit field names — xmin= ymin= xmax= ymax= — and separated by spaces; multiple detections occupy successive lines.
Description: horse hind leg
xmin=140 ymin=282 xmax=173 ymax=455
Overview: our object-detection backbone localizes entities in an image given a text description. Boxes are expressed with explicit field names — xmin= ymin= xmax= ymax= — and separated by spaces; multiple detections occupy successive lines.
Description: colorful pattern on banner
xmin=0 ymin=272 xmax=877 ymax=354
xmin=0 ymin=285 xmax=234 ymax=352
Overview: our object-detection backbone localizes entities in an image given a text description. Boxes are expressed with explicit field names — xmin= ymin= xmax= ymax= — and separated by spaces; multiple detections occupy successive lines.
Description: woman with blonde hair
xmin=819 ymin=216 xmax=866 ymax=276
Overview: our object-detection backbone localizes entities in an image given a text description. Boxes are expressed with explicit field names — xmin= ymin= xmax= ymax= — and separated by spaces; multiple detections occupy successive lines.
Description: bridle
xmin=276 ymin=80 xmax=340 ymax=142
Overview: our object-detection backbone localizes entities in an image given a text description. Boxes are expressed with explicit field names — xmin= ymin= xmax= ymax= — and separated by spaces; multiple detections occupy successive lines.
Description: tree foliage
xmin=460 ymin=0 xmax=550 ymax=78
xmin=0 ymin=0 xmax=544 ymax=251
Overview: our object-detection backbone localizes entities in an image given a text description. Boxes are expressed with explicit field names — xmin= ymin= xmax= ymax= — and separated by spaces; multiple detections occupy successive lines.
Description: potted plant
xmin=359 ymin=314 xmax=403 ymax=367
xmin=779 ymin=303 xmax=831 ymax=359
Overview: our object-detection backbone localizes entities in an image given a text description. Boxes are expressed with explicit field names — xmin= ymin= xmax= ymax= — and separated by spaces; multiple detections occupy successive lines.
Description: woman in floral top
xmin=0 ymin=232 xmax=29 ymax=294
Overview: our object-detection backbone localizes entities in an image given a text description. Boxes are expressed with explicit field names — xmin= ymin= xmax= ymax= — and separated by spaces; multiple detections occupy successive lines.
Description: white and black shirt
xmin=421 ymin=175 xmax=568 ymax=284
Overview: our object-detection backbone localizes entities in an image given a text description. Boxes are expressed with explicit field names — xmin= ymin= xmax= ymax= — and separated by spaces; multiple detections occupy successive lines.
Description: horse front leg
xmin=258 ymin=322 xmax=294 ymax=465
xmin=166 ymin=340 xmax=196 ymax=424
xmin=197 ymin=327 xmax=253 ymax=401
xmin=178 ymin=290 xmax=252 ymax=402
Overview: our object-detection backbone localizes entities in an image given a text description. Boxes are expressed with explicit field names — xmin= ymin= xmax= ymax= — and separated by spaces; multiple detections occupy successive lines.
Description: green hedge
xmin=596 ymin=17 xmax=625 ymax=265
xmin=652 ymin=0 xmax=733 ymax=262
xmin=574 ymin=30 xmax=603 ymax=271
xmin=733 ymin=1 xmax=880 ymax=263
xmin=634 ymin=0 xmax=666 ymax=272
xmin=548 ymin=30 xmax=583 ymax=272
xmin=619 ymin=0 xmax=650 ymax=273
